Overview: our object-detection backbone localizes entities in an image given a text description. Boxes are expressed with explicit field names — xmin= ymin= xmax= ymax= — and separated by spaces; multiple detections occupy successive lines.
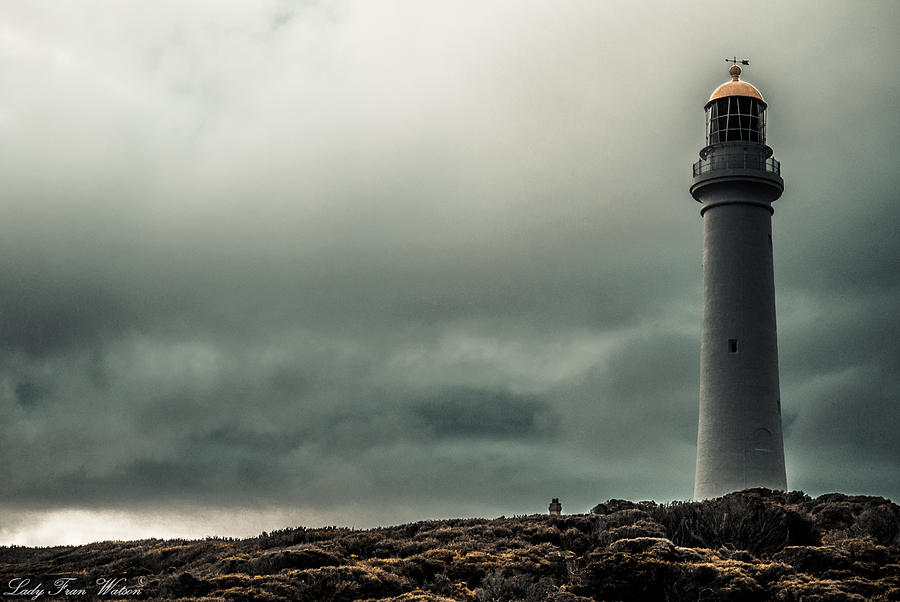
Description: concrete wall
xmin=693 ymin=180 xmax=787 ymax=500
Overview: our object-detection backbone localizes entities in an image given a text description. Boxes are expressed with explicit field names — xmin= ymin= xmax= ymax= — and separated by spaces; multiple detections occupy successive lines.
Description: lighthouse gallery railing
xmin=692 ymin=155 xmax=781 ymax=178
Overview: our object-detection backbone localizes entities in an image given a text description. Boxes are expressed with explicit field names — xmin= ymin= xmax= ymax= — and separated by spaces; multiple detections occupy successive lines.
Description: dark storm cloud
xmin=13 ymin=379 xmax=50 ymax=409
xmin=413 ymin=388 xmax=559 ymax=439
xmin=1 ymin=0 xmax=899 ymax=544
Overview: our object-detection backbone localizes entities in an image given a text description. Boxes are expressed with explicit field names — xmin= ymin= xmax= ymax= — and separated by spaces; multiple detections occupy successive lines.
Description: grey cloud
xmin=413 ymin=388 xmax=559 ymax=440
xmin=1 ymin=0 xmax=899 ymax=543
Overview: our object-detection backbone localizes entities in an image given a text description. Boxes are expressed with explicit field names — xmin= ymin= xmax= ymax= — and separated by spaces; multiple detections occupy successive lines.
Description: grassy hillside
xmin=2 ymin=489 xmax=899 ymax=601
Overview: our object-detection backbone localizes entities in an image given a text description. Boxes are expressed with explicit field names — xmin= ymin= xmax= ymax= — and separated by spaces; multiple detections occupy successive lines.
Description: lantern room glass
xmin=705 ymin=96 xmax=766 ymax=145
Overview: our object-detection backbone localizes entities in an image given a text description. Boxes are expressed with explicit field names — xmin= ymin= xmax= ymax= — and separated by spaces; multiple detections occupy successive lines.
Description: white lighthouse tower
xmin=691 ymin=63 xmax=787 ymax=500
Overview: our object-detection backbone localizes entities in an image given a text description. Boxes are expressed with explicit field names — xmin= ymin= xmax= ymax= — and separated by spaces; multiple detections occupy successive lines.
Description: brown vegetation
xmin=1 ymin=490 xmax=899 ymax=600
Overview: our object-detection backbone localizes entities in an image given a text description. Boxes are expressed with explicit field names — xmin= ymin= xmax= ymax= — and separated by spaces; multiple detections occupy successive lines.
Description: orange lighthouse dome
xmin=708 ymin=65 xmax=765 ymax=105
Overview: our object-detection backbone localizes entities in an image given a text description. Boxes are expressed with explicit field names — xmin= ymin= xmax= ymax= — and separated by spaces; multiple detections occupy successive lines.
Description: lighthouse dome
xmin=704 ymin=65 xmax=767 ymax=145
xmin=708 ymin=65 xmax=765 ymax=105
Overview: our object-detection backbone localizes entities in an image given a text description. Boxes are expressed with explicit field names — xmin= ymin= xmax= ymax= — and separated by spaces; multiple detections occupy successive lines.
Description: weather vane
xmin=726 ymin=56 xmax=750 ymax=66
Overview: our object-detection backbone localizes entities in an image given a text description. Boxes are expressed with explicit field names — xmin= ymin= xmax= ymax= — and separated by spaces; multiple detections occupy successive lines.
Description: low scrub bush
xmin=650 ymin=490 xmax=819 ymax=555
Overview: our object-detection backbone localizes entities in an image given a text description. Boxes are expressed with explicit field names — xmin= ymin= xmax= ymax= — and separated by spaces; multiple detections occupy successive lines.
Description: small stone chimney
xmin=548 ymin=498 xmax=562 ymax=516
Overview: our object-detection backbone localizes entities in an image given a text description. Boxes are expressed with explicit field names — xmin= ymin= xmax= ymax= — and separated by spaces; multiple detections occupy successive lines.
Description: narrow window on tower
xmin=728 ymin=339 xmax=739 ymax=353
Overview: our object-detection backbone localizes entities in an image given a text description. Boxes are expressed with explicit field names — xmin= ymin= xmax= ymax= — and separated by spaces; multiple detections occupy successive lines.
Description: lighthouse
xmin=691 ymin=64 xmax=787 ymax=500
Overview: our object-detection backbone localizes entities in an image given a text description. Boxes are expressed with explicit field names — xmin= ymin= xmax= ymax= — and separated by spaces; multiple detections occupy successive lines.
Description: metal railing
xmin=693 ymin=155 xmax=780 ymax=178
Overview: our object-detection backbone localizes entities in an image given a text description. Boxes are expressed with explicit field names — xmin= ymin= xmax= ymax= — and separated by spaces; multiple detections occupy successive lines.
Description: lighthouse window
xmin=728 ymin=339 xmax=739 ymax=353
xmin=706 ymin=98 xmax=766 ymax=145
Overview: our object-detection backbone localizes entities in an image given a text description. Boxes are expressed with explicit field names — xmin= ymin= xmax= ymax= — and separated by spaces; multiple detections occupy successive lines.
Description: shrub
xmin=595 ymin=510 xmax=668 ymax=547
xmin=851 ymin=505 xmax=900 ymax=546
xmin=158 ymin=572 xmax=213 ymax=598
xmin=591 ymin=499 xmax=643 ymax=515
xmin=475 ymin=570 xmax=557 ymax=602
xmin=248 ymin=548 xmax=342 ymax=575
xmin=560 ymin=527 xmax=592 ymax=555
xmin=651 ymin=490 xmax=820 ymax=555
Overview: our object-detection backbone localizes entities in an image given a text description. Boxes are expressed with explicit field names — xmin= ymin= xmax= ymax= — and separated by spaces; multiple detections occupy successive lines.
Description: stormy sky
xmin=2 ymin=1 xmax=899 ymax=546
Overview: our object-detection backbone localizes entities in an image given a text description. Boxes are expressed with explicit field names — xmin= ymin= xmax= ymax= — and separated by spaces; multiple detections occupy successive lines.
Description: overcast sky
xmin=1 ymin=1 xmax=898 ymax=546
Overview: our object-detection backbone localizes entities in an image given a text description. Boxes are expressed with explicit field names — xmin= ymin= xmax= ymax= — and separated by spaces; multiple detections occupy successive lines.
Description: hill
xmin=2 ymin=489 xmax=899 ymax=601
